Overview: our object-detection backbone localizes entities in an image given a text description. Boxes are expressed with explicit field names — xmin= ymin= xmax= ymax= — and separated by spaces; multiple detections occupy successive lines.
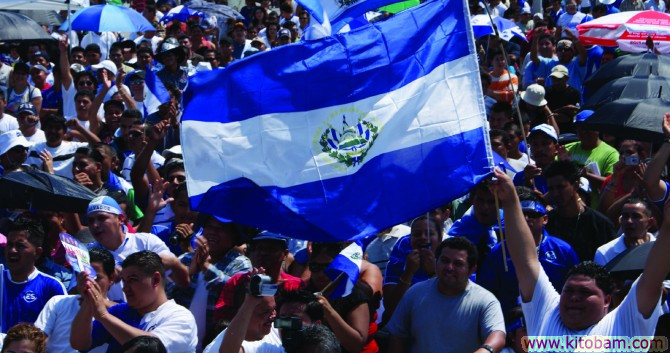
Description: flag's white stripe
xmin=183 ymin=53 xmax=485 ymax=197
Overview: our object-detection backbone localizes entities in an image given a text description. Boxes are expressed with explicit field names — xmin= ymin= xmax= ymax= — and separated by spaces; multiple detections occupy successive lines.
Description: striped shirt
xmin=488 ymin=69 xmax=518 ymax=104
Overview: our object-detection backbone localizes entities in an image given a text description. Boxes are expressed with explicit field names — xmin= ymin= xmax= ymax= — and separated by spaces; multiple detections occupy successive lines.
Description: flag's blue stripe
xmin=189 ymin=127 xmax=491 ymax=242
xmin=182 ymin=0 xmax=469 ymax=124
xmin=145 ymin=66 xmax=171 ymax=105
xmin=325 ymin=256 xmax=359 ymax=298
xmin=330 ymin=0 xmax=409 ymax=33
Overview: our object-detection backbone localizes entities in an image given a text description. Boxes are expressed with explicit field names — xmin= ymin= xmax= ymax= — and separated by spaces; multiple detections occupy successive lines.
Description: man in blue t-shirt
xmin=478 ymin=188 xmax=578 ymax=319
xmin=2 ymin=218 xmax=66 ymax=332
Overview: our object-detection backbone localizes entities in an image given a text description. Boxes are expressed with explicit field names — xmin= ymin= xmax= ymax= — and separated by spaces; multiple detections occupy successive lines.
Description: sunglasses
xmin=167 ymin=174 xmax=186 ymax=183
xmin=78 ymin=80 xmax=95 ymax=86
xmin=128 ymin=130 xmax=144 ymax=138
xmin=308 ymin=262 xmax=330 ymax=273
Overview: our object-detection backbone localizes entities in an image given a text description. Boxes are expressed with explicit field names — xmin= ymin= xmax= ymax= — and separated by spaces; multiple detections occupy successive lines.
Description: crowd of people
xmin=0 ymin=0 xmax=670 ymax=352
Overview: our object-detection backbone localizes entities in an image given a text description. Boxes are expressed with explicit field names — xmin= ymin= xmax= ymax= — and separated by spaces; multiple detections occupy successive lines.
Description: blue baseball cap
xmin=87 ymin=196 xmax=123 ymax=216
xmin=253 ymin=231 xmax=288 ymax=244
xmin=520 ymin=200 xmax=547 ymax=215
xmin=574 ymin=110 xmax=594 ymax=124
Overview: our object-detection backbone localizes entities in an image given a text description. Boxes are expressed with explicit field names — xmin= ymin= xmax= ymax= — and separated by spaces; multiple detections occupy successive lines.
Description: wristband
xmin=479 ymin=344 xmax=494 ymax=353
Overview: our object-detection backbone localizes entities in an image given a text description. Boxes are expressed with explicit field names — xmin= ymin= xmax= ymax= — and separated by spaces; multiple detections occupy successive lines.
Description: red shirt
xmin=214 ymin=271 xmax=305 ymax=322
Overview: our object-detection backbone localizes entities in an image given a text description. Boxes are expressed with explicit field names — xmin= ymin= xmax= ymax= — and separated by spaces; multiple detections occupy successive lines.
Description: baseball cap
xmin=278 ymin=28 xmax=291 ymax=38
xmin=17 ymin=102 xmax=37 ymax=116
xmin=30 ymin=64 xmax=49 ymax=73
xmin=549 ymin=65 xmax=569 ymax=79
xmin=31 ymin=51 xmax=49 ymax=61
xmin=251 ymin=37 xmax=265 ymax=46
xmin=70 ymin=63 xmax=86 ymax=73
xmin=91 ymin=60 xmax=118 ymax=77
xmin=0 ymin=130 xmax=31 ymax=156
xmin=557 ymin=39 xmax=574 ymax=50
xmin=87 ymin=196 xmax=123 ymax=216
xmin=253 ymin=231 xmax=288 ymax=244
xmin=575 ymin=110 xmax=594 ymax=124
xmin=520 ymin=200 xmax=547 ymax=215
xmin=529 ymin=124 xmax=558 ymax=142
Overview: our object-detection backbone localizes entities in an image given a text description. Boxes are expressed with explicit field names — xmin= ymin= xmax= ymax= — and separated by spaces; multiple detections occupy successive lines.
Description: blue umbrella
xmin=471 ymin=14 xmax=527 ymax=42
xmin=59 ymin=4 xmax=155 ymax=32
xmin=160 ymin=5 xmax=205 ymax=23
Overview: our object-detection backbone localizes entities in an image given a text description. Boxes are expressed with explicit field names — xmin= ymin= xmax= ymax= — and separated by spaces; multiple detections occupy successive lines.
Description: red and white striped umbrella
xmin=577 ymin=11 xmax=670 ymax=53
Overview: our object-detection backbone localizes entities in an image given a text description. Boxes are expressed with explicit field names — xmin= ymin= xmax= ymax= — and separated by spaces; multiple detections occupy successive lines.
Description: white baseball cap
xmin=91 ymin=60 xmax=118 ymax=77
xmin=0 ymin=130 xmax=31 ymax=156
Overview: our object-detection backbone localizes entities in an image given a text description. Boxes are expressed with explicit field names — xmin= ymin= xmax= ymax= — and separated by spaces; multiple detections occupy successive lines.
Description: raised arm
xmin=492 ymin=168 xmax=541 ymax=301
xmin=636 ymin=199 xmax=670 ymax=318
xmin=644 ymin=113 xmax=670 ymax=201
xmin=59 ymin=38 xmax=73 ymax=90
xmin=88 ymin=70 xmax=113 ymax=135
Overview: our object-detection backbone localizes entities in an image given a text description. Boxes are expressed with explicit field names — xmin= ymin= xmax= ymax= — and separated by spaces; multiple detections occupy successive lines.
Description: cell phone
xmin=625 ymin=156 xmax=640 ymax=166
xmin=274 ymin=317 xmax=302 ymax=330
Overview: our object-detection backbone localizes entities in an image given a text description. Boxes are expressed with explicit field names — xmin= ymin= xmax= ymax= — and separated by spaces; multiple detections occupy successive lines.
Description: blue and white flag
xmin=182 ymin=0 xmax=493 ymax=242
xmin=324 ymin=242 xmax=363 ymax=298
xmin=143 ymin=67 xmax=171 ymax=116
xmin=297 ymin=0 xmax=399 ymax=35
xmin=471 ymin=15 xmax=527 ymax=42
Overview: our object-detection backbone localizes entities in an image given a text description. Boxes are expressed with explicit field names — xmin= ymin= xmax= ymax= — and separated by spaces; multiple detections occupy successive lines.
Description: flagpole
xmin=0 ymin=264 xmax=4 ymax=333
xmin=481 ymin=5 xmax=515 ymax=273
xmin=317 ymin=272 xmax=345 ymax=297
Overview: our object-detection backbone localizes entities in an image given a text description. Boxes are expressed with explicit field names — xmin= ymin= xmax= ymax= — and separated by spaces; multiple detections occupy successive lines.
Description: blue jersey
xmin=477 ymin=231 xmax=579 ymax=319
xmin=2 ymin=269 xmax=66 ymax=332
xmin=89 ymin=303 xmax=142 ymax=352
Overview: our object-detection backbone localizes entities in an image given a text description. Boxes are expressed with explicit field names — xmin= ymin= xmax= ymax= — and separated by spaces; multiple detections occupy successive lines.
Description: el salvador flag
xmin=181 ymin=0 xmax=493 ymax=242
xmin=325 ymin=242 xmax=363 ymax=298
xmin=297 ymin=0 xmax=401 ymax=35
xmin=143 ymin=67 xmax=171 ymax=116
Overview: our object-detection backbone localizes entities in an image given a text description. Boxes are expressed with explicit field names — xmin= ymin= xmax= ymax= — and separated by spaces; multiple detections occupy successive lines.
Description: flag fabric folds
xmin=296 ymin=0 xmax=402 ymax=34
xmin=181 ymin=0 xmax=493 ymax=242
xmin=143 ymin=67 xmax=171 ymax=116
xmin=324 ymin=242 xmax=363 ymax=298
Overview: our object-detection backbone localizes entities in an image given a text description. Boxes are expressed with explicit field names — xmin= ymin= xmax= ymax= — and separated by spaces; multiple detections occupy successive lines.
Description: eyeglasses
xmin=128 ymin=130 xmax=144 ymax=138
xmin=308 ymin=262 xmax=330 ymax=273
xmin=167 ymin=174 xmax=186 ymax=183
xmin=129 ymin=79 xmax=145 ymax=85
xmin=78 ymin=80 xmax=95 ymax=86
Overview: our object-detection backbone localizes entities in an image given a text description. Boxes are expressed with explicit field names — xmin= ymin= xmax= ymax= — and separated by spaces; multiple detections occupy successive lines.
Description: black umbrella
xmin=584 ymin=53 xmax=670 ymax=102
xmin=0 ymin=11 xmax=54 ymax=41
xmin=13 ymin=10 xmax=63 ymax=26
xmin=584 ymin=74 xmax=670 ymax=110
xmin=603 ymin=241 xmax=670 ymax=280
xmin=580 ymin=98 xmax=670 ymax=143
xmin=0 ymin=167 xmax=97 ymax=213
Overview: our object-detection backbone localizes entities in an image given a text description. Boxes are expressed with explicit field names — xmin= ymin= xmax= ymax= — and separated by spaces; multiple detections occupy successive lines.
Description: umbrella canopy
xmin=0 ymin=168 xmax=97 ymax=213
xmin=471 ymin=14 xmax=527 ymax=42
xmin=0 ymin=11 xmax=53 ymax=41
xmin=183 ymin=0 xmax=243 ymax=29
xmin=580 ymin=98 xmax=670 ymax=143
xmin=160 ymin=5 xmax=205 ymax=23
xmin=584 ymin=53 xmax=670 ymax=100
xmin=577 ymin=10 xmax=670 ymax=53
xmin=604 ymin=241 xmax=669 ymax=280
xmin=60 ymin=4 xmax=155 ymax=32
xmin=13 ymin=9 xmax=62 ymax=26
xmin=584 ymin=74 xmax=670 ymax=110
xmin=0 ymin=0 xmax=87 ymax=10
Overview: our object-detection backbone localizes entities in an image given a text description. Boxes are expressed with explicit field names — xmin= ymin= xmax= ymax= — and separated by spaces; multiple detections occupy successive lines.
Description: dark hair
xmin=409 ymin=215 xmax=442 ymax=238
xmin=490 ymin=129 xmax=511 ymax=146
xmin=85 ymin=43 xmax=101 ymax=54
xmin=104 ymin=99 xmax=125 ymax=112
xmin=13 ymin=62 xmax=30 ymax=74
xmin=492 ymin=101 xmax=513 ymax=117
xmin=75 ymin=89 xmax=96 ymax=102
xmin=593 ymin=4 xmax=607 ymax=13
xmin=311 ymin=242 xmax=347 ymax=259
xmin=488 ymin=49 xmax=504 ymax=63
xmin=8 ymin=217 xmax=45 ymax=249
xmin=74 ymin=71 xmax=98 ymax=86
xmin=434 ymin=237 xmax=478 ymax=269
xmin=137 ymin=47 xmax=154 ymax=58
xmin=565 ymin=261 xmax=614 ymax=295
xmin=122 ymin=250 xmax=165 ymax=277
xmin=1 ymin=323 xmax=47 ymax=353
xmin=89 ymin=246 xmax=115 ymax=276
xmin=284 ymin=324 xmax=341 ymax=353
xmin=76 ymin=146 xmax=105 ymax=164
xmin=110 ymin=42 xmax=123 ymax=53
xmin=538 ymin=34 xmax=556 ymax=46
xmin=43 ymin=113 xmax=67 ymax=130
xmin=276 ymin=289 xmax=324 ymax=322
xmin=71 ymin=46 xmax=85 ymax=54
xmin=503 ymin=121 xmax=523 ymax=138
xmin=543 ymin=160 xmax=581 ymax=184
xmin=280 ymin=2 xmax=293 ymax=13
xmin=92 ymin=142 xmax=117 ymax=160
xmin=622 ymin=197 xmax=652 ymax=217
xmin=516 ymin=186 xmax=547 ymax=207
xmin=122 ymin=108 xmax=143 ymax=120
xmin=121 ymin=40 xmax=137 ymax=52
xmin=469 ymin=179 xmax=493 ymax=200
xmin=121 ymin=335 xmax=167 ymax=353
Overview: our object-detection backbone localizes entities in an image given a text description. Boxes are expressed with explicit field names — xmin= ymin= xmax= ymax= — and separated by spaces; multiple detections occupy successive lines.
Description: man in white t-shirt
xmin=556 ymin=0 xmax=589 ymax=38
xmin=595 ymin=199 xmax=656 ymax=265
xmin=71 ymin=250 xmax=197 ymax=353
xmin=16 ymin=102 xmax=45 ymax=144
xmin=0 ymin=91 xmax=18 ymax=134
xmin=493 ymin=168 xmax=665 ymax=343
xmin=35 ymin=247 xmax=117 ymax=353
xmin=25 ymin=114 xmax=89 ymax=179
xmin=84 ymin=196 xmax=190 ymax=301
